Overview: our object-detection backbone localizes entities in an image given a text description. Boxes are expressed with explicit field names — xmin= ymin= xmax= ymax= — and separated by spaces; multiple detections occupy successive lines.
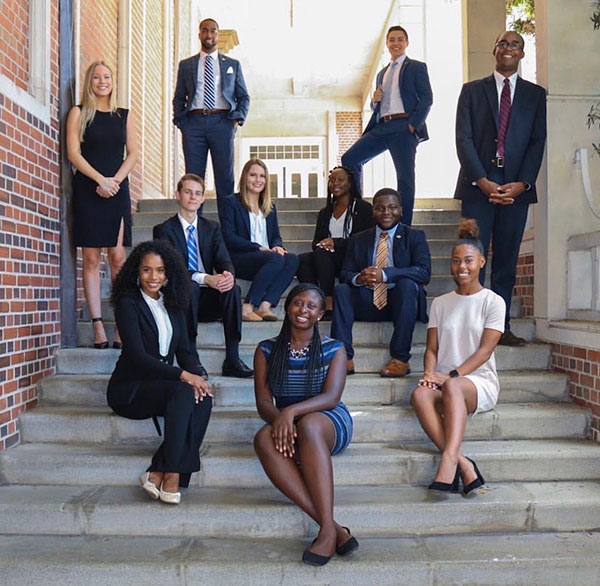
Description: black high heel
xmin=91 ymin=317 xmax=108 ymax=349
xmin=428 ymin=465 xmax=460 ymax=493
xmin=463 ymin=457 xmax=485 ymax=494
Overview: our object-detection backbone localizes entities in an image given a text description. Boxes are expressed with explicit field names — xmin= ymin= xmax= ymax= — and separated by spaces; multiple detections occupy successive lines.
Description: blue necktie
xmin=380 ymin=61 xmax=398 ymax=115
xmin=187 ymin=225 xmax=199 ymax=271
xmin=204 ymin=56 xmax=216 ymax=110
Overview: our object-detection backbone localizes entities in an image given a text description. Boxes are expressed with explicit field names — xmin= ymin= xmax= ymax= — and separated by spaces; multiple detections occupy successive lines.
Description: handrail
xmin=574 ymin=148 xmax=600 ymax=219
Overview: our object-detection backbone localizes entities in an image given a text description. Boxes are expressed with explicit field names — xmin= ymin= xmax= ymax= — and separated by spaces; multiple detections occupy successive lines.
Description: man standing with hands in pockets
xmin=341 ymin=26 xmax=433 ymax=226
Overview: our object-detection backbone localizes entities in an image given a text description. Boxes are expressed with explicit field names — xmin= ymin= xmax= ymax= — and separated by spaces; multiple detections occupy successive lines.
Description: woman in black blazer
xmin=219 ymin=158 xmax=299 ymax=321
xmin=297 ymin=166 xmax=375 ymax=315
xmin=107 ymin=240 xmax=213 ymax=504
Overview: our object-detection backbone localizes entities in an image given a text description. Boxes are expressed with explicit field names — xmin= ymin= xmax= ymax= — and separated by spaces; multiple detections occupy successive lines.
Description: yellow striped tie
xmin=373 ymin=232 xmax=389 ymax=309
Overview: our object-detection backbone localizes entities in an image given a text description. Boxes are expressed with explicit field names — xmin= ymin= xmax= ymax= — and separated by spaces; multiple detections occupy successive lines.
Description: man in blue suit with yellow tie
xmin=173 ymin=18 xmax=250 ymax=200
xmin=341 ymin=25 xmax=433 ymax=226
xmin=455 ymin=30 xmax=546 ymax=346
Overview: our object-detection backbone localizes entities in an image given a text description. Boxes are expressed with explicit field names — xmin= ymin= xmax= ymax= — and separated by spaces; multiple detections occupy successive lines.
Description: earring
xmin=163 ymin=278 xmax=169 ymax=286
xmin=136 ymin=277 xmax=140 ymax=287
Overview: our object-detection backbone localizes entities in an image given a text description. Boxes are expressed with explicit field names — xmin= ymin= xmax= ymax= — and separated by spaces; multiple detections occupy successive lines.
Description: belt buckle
xmin=496 ymin=156 xmax=504 ymax=168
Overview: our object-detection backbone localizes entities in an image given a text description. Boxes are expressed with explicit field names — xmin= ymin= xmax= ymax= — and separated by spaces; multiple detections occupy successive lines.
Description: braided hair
xmin=266 ymin=283 xmax=326 ymax=394
xmin=326 ymin=166 xmax=362 ymax=239
xmin=453 ymin=218 xmax=484 ymax=255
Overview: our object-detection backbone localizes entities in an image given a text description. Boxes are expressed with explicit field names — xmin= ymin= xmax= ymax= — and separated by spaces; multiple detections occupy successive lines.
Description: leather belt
xmin=491 ymin=156 xmax=504 ymax=168
xmin=380 ymin=113 xmax=409 ymax=123
xmin=188 ymin=108 xmax=229 ymax=115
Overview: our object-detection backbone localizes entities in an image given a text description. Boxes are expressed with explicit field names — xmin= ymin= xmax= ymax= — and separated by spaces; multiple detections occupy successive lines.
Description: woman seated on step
xmin=219 ymin=158 xmax=299 ymax=322
xmin=411 ymin=219 xmax=505 ymax=495
xmin=296 ymin=166 xmax=375 ymax=318
xmin=253 ymin=283 xmax=357 ymax=566
xmin=107 ymin=240 xmax=213 ymax=505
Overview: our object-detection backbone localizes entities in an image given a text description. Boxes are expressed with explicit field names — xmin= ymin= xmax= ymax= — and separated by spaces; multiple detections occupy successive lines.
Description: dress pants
xmin=108 ymin=380 xmax=213 ymax=488
xmin=189 ymin=282 xmax=242 ymax=362
xmin=460 ymin=169 xmax=529 ymax=330
xmin=341 ymin=118 xmax=418 ymax=225
xmin=331 ymin=279 xmax=419 ymax=362
xmin=232 ymin=250 xmax=299 ymax=307
xmin=297 ymin=247 xmax=346 ymax=297
xmin=180 ymin=113 xmax=235 ymax=200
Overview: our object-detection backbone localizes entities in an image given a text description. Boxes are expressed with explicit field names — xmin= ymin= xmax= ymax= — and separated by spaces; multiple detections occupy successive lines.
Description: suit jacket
xmin=364 ymin=57 xmax=433 ymax=142
xmin=153 ymin=214 xmax=234 ymax=277
xmin=219 ymin=193 xmax=283 ymax=256
xmin=454 ymin=74 xmax=547 ymax=205
xmin=340 ymin=224 xmax=431 ymax=322
xmin=311 ymin=198 xmax=375 ymax=252
xmin=172 ymin=53 xmax=250 ymax=127
xmin=108 ymin=291 xmax=205 ymax=402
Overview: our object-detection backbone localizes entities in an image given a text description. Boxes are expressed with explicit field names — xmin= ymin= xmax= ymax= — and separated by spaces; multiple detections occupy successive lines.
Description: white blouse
xmin=248 ymin=210 xmax=269 ymax=248
xmin=141 ymin=290 xmax=173 ymax=357
xmin=329 ymin=209 xmax=350 ymax=239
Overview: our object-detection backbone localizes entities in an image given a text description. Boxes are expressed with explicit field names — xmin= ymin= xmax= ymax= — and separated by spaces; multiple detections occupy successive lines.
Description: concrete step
xmin=1 ymin=482 xmax=599 ymax=540
xmin=19 ymin=403 xmax=588 ymax=446
xmin=2 ymin=531 xmax=598 ymax=585
xmin=39 ymin=370 xmax=569 ymax=409
xmin=76 ymin=316 xmax=536 ymax=348
xmin=54 ymin=343 xmax=551 ymax=376
xmin=2 ymin=439 xmax=599 ymax=488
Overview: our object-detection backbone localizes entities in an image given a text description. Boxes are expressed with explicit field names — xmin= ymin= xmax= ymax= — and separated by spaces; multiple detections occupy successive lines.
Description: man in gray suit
xmin=173 ymin=18 xmax=250 ymax=200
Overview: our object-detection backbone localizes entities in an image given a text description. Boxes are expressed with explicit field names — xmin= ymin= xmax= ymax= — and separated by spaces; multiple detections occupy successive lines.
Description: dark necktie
xmin=204 ymin=56 xmax=216 ymax=110
xmin=497 ymin=78 xmax=511 ymax=158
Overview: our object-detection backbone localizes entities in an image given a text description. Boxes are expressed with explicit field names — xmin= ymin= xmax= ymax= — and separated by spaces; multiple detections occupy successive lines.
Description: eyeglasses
xmin=495 ymin=40 xmax=523 ymax=50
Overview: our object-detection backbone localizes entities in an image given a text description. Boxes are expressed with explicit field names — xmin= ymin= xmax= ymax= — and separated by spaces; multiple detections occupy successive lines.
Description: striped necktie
xmin=203 ymin=55 xmax=216 ymax=110
xmin=373 ymin=232 xmax=389 ymax=310
xmin=497 ymin=78 xmax=511 ymax=159
xmin=186 ymin=225 xmax=199 ymax=271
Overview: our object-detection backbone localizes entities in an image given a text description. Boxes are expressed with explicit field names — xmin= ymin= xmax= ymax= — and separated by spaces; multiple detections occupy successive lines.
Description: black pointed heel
xmin=336 ymin=527 xmax=359 ymax=556
xmin=91 ymin=317 xmax=108 ymax=349
xmin=428 ymin=465 xmax=460 ymax=493
xmin=463 ymin=457 xmax=485 ymax=494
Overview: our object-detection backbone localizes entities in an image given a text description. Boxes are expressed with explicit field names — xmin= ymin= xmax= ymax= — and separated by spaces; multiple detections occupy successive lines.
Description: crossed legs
xmin=410 ymin=378 xmax=480 ymax=486
xmin=254 ymin=413 xmax=352 ymax=557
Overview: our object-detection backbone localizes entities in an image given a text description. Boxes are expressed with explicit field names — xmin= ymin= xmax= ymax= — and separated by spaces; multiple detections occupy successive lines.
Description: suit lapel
xmin=196 ymin=215 xmax=211 ymax=271
xmin=189 ymin=54 xmax=201 ymax=94
xmin=365 ymin=228 xmax=377 ymax=266
xmin=168 ymin=215 xmax=189 ymax=264
xmin=483 ymin=75 xmax=499 ymax=128
xmin=397 ymin=56 xmax=409 ymax=91
xmin=135 ymin=293 xmax=159 ymax=349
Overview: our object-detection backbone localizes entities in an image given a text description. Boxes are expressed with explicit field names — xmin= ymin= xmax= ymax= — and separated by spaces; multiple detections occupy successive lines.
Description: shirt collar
xmin=178 ymin=213 xmax=197 ymax=232
xmin=493 ymin=70 xmax=518 ymax=89
xmin=390 ymin=54 xmax=407 ymax=68
xmin=201 ymin=50 xmax=219 ymax=62
xmin=375 ymin=223 xmax=400 ymax=240
xmin=140 ymin=289 xmax=164 ymax=307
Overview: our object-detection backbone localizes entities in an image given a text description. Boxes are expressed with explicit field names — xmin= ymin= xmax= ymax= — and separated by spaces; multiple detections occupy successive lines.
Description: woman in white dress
xmin=410 ymin=219 xmax=505 ymax=494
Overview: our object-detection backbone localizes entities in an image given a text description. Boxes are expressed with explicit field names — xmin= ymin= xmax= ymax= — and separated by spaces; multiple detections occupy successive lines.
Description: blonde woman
xmin=219 ymin=158 xmax=299 ymax=321
xmin=66 ymin=61 xmax=138 ymax=348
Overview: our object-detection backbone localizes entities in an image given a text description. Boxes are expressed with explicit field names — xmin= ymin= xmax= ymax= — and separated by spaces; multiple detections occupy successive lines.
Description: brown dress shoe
xmin=498 ymin=330 xmax=526 ymax=347
xmin=380 ymin=358 xmax=411 ymax=378
xmin=346 ymin=360 xmax=355 ymax=375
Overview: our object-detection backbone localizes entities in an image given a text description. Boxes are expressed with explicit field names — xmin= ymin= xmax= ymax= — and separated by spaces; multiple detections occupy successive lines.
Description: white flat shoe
xmin=139 ymin=472 xmax=159 ymax=500
xmin=159 ymin=483 xmax=181 ymax=505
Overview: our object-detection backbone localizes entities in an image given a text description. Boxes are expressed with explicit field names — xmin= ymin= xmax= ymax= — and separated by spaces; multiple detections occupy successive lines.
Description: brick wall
xmin=0 ymin=0 xmax=61 ymax=450
xmin=551 ymin=344 xmax=600 ymax=442
xmin=335 ymin=112 xmax=362 ymax=165
xmin=515 ymin=253 xmax=534 ymax=317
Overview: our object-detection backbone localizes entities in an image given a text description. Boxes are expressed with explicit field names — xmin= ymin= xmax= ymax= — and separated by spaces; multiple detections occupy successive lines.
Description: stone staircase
xmin=1 ymin=197 xmax=600 ymax=584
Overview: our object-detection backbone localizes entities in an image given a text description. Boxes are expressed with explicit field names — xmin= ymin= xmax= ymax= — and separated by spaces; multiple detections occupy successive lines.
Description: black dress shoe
xmin=222 ymin=358 xmax=253 ymax=378
xmin=336 ymin=527 xmax=359 ymax=556
xmin=302 ymin=539 xmax=333 ymax=566
xmin=463 ymin=457 xmax=485 ymax=495
xmin=112 ymin=341 xmax=122 ymax=350
xmin=498 ymin=330 xmax=526 ymax=346
xmin=428 ymin=465 xmax=460 ymax=493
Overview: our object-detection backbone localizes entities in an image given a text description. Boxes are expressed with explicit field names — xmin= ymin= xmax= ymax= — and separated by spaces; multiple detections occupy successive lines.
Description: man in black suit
xmin=153 ymin=174 xmax=253 ymax=378
xmin=455 ymin=30 xmax=546 ymax=346
xmin=331 ymin=188 xmax=431 ymax=377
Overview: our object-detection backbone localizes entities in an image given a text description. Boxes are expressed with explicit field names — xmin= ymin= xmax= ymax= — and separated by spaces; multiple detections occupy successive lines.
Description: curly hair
xmin=266 ymin=283 xmax=326 ymax=394
xmin=453 ymin=218 xmax=484 ymax=255
xmin=111 ymin=240 xmax=191 ymax=311
xmin=325 ymin=166 xmax=362 ymax=239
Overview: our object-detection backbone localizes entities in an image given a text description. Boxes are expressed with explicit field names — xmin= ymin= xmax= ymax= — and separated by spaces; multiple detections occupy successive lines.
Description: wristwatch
xmin=449 ymin=369 xmax=460 ymax=378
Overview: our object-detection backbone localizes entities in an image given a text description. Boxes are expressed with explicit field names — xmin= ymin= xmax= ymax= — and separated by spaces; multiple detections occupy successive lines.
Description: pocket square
xmin=226 ymin=66 xmax=234 ymax=74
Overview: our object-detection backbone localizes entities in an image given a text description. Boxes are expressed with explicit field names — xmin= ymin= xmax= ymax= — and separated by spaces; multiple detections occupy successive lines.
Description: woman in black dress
xmin=107 ymin=240 xmax=213 ymax=504
xmin=66 ymin=61 xmax=138 ymax=348
xmin=296 ymin=166 xmax=374 ymax=316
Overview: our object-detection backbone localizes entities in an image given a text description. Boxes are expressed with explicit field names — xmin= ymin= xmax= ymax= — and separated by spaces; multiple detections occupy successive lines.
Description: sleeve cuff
xmin=191 ymin=272 xmax=207 ymax=286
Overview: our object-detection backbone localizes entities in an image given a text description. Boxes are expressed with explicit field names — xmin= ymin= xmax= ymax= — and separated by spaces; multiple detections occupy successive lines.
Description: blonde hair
xmin=238 ymin=158 xmax=272 ymax=216
xmin=79 ymin=61 xmax=118 ymax=142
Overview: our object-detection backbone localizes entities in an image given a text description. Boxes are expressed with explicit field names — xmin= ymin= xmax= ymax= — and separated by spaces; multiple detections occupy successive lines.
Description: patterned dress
xmin=258 ymin=336 xmax=353 ymax=455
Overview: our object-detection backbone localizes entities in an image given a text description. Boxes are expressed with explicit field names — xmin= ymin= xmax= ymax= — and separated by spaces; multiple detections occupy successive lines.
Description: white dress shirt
xmin=379 ymin=54 xmax=407 ymax=117
xmin=141 ymin=290 xmax=173 ymax=357
xmin=191 ymin=51 xmax=229 ymax=110
xmin=249 ymin=210 xmax=269 ymax=248
xmin=178 ymin=213 xmax=208 ymax=286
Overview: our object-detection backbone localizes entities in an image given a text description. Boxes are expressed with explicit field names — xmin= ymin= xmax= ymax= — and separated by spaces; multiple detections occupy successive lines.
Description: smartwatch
xmin=449 ymin=369 xmax=460 ymax=378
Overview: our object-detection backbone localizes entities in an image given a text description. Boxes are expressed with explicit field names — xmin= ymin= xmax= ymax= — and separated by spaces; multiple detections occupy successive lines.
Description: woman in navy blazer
xmin=219 ymin=158 xmax=299 ymax=321
xmin=107 ymin=240 xmax=213 ymax=504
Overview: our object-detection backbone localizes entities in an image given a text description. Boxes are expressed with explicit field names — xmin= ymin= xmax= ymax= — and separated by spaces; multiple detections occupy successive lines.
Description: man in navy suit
xmin=455 ymin=30 xmax=546 ymax=346
xmin=341 ymin=26 xmax=433 ymax=226
xmin=331 ymin=188 xmax=431 ymax=377
xmin=153 ymin=174 xmax=253 ymax=378
xmin=173 ymin=18 xmax=250 ymax=200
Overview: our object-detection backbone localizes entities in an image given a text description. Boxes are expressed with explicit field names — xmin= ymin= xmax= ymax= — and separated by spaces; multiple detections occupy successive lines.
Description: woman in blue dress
xmin=253 ymin=283 xmax=357 ymax=566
